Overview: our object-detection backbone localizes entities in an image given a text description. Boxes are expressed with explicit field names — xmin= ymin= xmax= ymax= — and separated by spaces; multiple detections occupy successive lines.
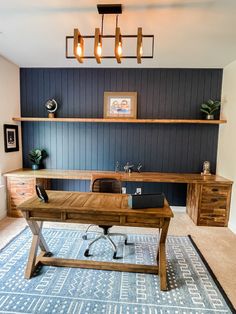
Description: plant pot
xmin=32 ymin=164 xmax=39 ymax=170
xmin=206 ymin=114 xmax=214 ymax=120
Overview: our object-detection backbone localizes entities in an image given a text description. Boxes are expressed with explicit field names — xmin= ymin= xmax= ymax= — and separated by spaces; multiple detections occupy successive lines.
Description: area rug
xmin=0 ymin=228 xmax=234 ymax=314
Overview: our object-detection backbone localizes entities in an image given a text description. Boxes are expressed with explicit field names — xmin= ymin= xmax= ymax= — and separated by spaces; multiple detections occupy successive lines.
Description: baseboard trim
xmin=228 ymin=223 xmax=236 ymax=235
xmin=171 ymin=206 xmax=186 ymax=213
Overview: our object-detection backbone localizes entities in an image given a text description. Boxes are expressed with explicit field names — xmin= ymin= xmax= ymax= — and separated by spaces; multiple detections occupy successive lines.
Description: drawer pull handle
xmin=20 ymin=192 xmax=25 ymax=196
xmin=211 ymin=198 xmax=218 ymax=202
xmin=212 ymin=188 xmax=218 ymax=192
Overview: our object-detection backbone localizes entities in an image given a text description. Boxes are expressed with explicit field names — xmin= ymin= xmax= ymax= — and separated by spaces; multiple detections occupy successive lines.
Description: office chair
xmin=83 ymin=177 xmax=129 ymax=259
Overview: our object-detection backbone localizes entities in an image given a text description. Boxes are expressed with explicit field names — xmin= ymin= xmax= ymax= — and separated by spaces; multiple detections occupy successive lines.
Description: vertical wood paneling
xmin=20 ymin=68 xmax=222 ymax=205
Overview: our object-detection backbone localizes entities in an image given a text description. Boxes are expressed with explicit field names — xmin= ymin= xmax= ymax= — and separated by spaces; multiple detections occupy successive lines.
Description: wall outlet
xmin=136 ymin=187 xmax=142 ymax=195
xmin=122 ymin=187 xmax=127 ymax=194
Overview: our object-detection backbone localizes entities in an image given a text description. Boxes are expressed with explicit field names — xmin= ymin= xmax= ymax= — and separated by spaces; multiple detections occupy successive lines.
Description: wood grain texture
xmin=6 ymin=170 xmax=232 ymax=225
xmin=187 ymin=183 xmax=232 ymax=226
xmin=19 ymin=191 xmax=172 ymax=290
xmin=6 ymin=177 xmax=50 ymax=217
xmin=13 ymin=117 xmax=227 ymax=124
xmin=18 ymin=191 xmax=174 ymax=221
xmin=20 ymin=68 xmax=223 ymax=205
xmin=4 ymin=169 xmax=233 ymax=184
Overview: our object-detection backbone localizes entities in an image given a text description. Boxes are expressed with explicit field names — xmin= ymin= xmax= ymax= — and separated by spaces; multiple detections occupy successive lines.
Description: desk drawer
xmin=126 ymin=216 xmax=162 ymax=226
xmin=200 ymin=196 xmax=227 ymax=210
xmin=8 ymin=178 xmax=35 ymax=188
xmin=202 ymin=185 xmax=230 ymax=197
xmin=199 ymin=214 xmax=226 ymax=226
xmin=199 ymin=186 xmax=230 ymax=226
xmin=66 ymin=213 xmax=120 ymax=224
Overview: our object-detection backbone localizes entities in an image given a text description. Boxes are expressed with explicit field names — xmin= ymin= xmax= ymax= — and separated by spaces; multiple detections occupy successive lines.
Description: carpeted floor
xmin=0 ymin=227 xmax=234 ymax=314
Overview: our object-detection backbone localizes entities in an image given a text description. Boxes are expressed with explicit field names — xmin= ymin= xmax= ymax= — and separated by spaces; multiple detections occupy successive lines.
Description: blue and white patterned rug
xmin=0 ymin=228 xmax=234 ymax=314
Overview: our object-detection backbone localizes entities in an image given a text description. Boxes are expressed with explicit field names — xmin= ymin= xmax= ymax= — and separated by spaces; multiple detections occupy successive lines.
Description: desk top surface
xmin=18 ymin=191 xmax=174 ymax=218
xmin=4 ymin=168 xmax=233 ymax=184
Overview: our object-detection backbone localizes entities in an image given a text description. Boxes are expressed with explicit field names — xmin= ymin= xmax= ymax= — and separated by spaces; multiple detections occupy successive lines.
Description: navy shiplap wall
xmin=20 ymin=68 xmax=222 ymax=205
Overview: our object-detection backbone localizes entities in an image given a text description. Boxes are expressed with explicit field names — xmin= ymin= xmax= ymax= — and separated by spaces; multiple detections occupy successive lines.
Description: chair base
xmin=83 ymin=226 xmax=130 ymax=259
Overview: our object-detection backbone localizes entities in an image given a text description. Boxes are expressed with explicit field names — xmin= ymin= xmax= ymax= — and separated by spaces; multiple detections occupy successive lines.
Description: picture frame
xmin=104 ymin=92 xmax=137 ymax=119
xmin=3 ymin=124 xmax=19 ymax=153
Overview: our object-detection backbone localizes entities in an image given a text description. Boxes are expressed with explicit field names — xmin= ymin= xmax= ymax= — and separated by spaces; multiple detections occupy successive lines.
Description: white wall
xmin=0 ymin=55 xmax=22 ymax=219
xmin=217 ymin=59 xmax=236 ymax=233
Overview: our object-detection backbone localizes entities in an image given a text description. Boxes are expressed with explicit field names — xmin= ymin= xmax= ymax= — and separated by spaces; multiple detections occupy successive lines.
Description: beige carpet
xmin=0 ymin=212 xmax=236 ymax=308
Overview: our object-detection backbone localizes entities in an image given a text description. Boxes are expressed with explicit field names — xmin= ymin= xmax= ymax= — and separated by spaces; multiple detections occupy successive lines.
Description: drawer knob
xmin=20 ymin=192 xmax=25 ymax=196
xmin=212 ymin=188 xmax=218 ymax=192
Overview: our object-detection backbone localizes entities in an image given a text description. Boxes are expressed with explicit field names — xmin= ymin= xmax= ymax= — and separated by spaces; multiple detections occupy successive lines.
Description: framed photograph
xmin=104 ymin=92 xmax=137 ymax=119
xmin=3 ymin=124 xmax=19 ymax=153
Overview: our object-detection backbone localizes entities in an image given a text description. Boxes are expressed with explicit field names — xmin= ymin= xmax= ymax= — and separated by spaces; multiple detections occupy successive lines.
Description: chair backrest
xmin=91 ymin=178 xmax=122 ymax=194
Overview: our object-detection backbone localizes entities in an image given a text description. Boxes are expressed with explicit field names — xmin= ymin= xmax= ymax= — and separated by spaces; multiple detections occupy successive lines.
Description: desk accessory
xmin=45 ymin=99 xmax=58 ymax=118
xmin=201 ymin=161 xmax=211 ymax=176
xmin=115 ymin=161 xmax=120 ymax=172
xmin=36 ymin=185 xmax=49 ymax=203
xmin=124 ymin=162 xmax=134 ymax=173
xmin=137 ymin=162 xmax=143 ymax=172
xmin=128 ymin=193 xmax=164 ymax=209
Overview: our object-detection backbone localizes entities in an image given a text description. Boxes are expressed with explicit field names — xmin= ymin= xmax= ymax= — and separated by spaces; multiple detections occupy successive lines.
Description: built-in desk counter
xmin=4 ymin=169 xmax=233 ymax=227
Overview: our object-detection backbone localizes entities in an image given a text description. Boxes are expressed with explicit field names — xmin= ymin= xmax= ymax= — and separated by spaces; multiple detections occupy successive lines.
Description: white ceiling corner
xmin=0 ymin=0 xmax=236 ymax=68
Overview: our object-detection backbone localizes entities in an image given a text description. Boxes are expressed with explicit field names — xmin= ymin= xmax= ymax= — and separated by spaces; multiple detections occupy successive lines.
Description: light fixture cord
xmin=116 ymin=14 xmax=119 ymax=28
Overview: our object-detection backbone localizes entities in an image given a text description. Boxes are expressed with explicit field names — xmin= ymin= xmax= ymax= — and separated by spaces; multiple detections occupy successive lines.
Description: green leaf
xmin=201 ymin=104 xmax=211 ymax=111
xmin=207 ymin=99 xmax=214 ymax=105
xmin=200 ymin=109 xmax=210 ymax=115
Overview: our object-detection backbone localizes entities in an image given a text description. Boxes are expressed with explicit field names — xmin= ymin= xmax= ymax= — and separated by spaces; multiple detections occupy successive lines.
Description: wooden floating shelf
xmin=12 ymin=117 xmax=227 ymax=124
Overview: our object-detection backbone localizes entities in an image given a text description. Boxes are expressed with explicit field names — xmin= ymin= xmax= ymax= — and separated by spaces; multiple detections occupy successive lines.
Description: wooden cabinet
xmin=187 ymin=183 xmax=232 ymax=226
xmin=7 ymin=177 xmax=50 ymax=217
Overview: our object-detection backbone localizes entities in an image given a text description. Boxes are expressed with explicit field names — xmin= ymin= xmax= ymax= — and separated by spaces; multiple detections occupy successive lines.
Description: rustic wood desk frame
xmin=18 ymin=191 xmax=173 ymax=291
xmin=5 ymin=169 xmax=233 ymax=226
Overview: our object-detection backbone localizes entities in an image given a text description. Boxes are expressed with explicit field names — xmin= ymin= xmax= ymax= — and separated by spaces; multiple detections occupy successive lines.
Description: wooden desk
xmin=4 ymin=169 xmax=233 ymax=227
xmin=18 ymin=190 xmax=173 ymax=291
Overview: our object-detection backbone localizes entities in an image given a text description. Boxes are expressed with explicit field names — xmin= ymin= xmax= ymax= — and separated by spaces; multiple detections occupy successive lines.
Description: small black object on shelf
xmin=36 ymin=184 xmax=49 ymax=203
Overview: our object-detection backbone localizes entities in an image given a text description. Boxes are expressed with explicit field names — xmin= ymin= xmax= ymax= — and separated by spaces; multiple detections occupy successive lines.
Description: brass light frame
xmin=66 ymin=4 xmax=154 ymax=64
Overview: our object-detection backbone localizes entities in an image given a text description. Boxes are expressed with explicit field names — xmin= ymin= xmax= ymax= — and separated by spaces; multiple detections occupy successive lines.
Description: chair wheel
xmin=45 ymin=251 xmax=53 ymax=257
xmin=84 ymin=249 xmax=90 ymax=257
xmin=125 ymin=239 xmax=128 ymax=245
xmin=82 ymin=234 xmax=88 ymax=240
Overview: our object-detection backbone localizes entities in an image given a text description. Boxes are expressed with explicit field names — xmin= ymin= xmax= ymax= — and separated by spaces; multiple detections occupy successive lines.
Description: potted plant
xmin=200 ymin=99 xmax=221 ymax=120
xmin=29 ymin=149 xmax=47 ymax=170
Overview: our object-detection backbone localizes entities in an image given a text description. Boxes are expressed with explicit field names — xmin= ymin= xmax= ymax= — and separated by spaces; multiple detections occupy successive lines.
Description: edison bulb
xmin=76 ymin=43 xmax=82 ymax=57
xmin=117 ymin=42 xmax=122 ymax=56
xmin=97 ymin=42 xmax=102 ymax=57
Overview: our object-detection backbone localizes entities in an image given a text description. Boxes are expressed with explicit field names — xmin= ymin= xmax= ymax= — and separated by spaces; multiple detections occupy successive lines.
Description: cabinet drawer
xmin=8 ymin=178 xmax=35 ymax=187
xmin=202 ymin=185 xmax=230 ymax=197
xmin=201 ymin=196 xmax=227 ymax=210
xmin=10 ymin=187 xmax=35 ymax=198
xmin=198 ymin=215 xmax=226 ymax=227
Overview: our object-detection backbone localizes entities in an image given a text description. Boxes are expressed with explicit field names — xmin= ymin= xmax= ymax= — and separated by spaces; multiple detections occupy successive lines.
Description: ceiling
xmin=0 ymin=0 xmax=236 ymax=68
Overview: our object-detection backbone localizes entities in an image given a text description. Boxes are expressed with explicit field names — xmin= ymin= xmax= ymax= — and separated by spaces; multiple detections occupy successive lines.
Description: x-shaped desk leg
xmin=156 ymin=218 xmax=170 ymax=291
xmin=25 ymin=220 xmax=51 ymax=279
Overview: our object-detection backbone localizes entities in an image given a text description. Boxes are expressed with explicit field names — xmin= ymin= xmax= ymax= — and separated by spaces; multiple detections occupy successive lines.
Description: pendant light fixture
xmin=66 ymin=4 xmax=154 ymax=64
